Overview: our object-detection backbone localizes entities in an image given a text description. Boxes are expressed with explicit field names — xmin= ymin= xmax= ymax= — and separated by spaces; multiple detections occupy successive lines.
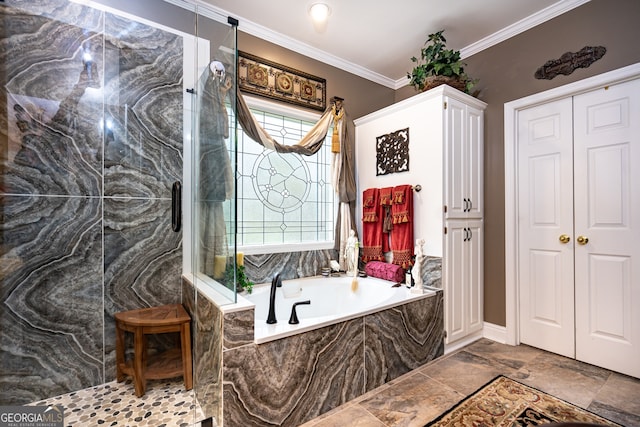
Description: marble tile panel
xmin=464 ymin=338 xmax=543 ymax=369
xmin=1 ymin=3 xmax=104 ymax=197
xmin=184 ymin=284 xmax=223 ymax=424
xmin=103 ymin=12 xmax=183 ymax=199
xmin=103 ymin=197 xmax=182 ymax=380
xmin=223 ymin=319 xmax=364 ymax=427
xmin=422 ymin=256 xmax=442 ymax=288
xmin=419 ymin=350 xmax=518 ymax=396
xmin=104 ymin=197 xmax=181 ymax=311
xmin=592 ymin=372 xmax=640 ymax=419
xmin=245 ymin=249 xmax=337 ymax=284
xmin=302 ymin=405 xmax=386 ymax=427
xmin=223 ymin=309 xmax=254 ymax=350
xmin=358 ymin=372 xmax=464 ymax=427
xmin=365 ymin=292 xmax=444 ymax=391
xmin=511 ymin=351 xmax=611 ymax=408
xmin=588 ymin=400 xmax=640 ymax=427
xmin=0 ymin=195 xmax=103 ymax=404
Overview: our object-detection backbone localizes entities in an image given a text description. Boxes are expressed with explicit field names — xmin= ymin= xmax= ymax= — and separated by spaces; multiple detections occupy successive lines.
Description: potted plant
xmin=224 ymin=263 xmax=254 ymax=294
xmin=407 ymin=30 xmax=476 ymax=94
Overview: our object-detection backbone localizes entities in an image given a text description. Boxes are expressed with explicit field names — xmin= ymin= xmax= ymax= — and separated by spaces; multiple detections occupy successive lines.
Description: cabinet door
xmin=444 ymin=221 xmax=467 ymax=343
xmin=466 ymin=219 xmax=483 ymax=335
xmin=444 ymin=220 xmax=483 ymax=344
xmin=445 ymin=98 xmax=467 ymax=219
xmin=466 ymin=106 xmax=483 ymax=218
xmin=444 ymin=98 xmax=483 ymax=219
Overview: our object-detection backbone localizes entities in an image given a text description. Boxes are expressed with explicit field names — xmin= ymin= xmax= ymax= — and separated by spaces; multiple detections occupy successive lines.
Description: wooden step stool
xmin=115 ymin=304 xmax=193 ymax=397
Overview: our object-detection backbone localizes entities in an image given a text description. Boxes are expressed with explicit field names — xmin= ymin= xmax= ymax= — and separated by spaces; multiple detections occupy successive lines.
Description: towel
xmin=380 ymin=187 xmax=393 ymax=252
xmin=390 ymin=184 xmax=414 ymax=269
xmin=361 ymin=188 xmax=384 ymax=262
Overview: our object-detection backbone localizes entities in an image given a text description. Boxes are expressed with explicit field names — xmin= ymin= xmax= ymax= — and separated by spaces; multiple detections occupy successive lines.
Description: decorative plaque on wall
xmin=376 ymin=128 xmax=409 ymax=176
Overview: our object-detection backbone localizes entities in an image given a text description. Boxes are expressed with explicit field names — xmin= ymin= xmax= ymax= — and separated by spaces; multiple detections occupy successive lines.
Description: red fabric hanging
xmin=390 ymin=184 xmax=414 ymax=269
xmin=361 ymin=188 xmax=384 ymax=262
xmin=380 ymin=187 xmax=393 ymax=253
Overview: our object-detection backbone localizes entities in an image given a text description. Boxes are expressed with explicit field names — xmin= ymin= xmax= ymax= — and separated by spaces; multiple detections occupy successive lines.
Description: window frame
xmin=236 ymin=95 xmax=337 ymax=255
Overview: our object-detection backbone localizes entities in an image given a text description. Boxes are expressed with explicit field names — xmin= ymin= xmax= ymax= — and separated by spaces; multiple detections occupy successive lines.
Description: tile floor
xmin=300 ymin=338 xmax=640 ymax=427
xmin=29 ymin=339 xmax=640 ymax=426
xmin=31 ymin=378 xmax=204 ymax=427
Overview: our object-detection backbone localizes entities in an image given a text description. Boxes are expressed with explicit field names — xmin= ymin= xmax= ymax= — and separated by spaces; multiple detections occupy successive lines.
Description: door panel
xmin=518 ymin=98 xmax=575 ymax=358
xmin=444 ymin=222 xmax=467 ymax=343
xmin=446 ymin=98 xmax=467 ymax=218
xmin=573 ymin=79 xmax=640 ymax=378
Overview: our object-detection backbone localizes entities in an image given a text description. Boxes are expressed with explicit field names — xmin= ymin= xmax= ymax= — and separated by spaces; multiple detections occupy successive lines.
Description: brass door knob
xmin=577 ymin=235 xmax=589 ymax=245
xmin=559 ymin=234 xmax=570 ymax=244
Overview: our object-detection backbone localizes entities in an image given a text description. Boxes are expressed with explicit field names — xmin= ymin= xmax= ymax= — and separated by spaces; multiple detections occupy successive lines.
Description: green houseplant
xmin=407 ymin=30 xmax=476 ymax=94
xmin=224 ymin=264 xmax=254 ymax=294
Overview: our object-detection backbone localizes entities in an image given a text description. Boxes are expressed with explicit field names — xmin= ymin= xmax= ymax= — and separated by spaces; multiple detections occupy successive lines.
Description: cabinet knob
xmin=559 ymin=234 xmax=570 ymax=244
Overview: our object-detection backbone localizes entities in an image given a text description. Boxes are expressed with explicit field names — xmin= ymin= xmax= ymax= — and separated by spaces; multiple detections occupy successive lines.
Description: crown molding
xmin=163 ymin=0 xmax=228 ymax=23
xmin=166 ymin=0 xmax=591 ymax=90
xmin=460 ymin=0 xmax=591 ymax=59
xmin=231 ymin=12 xmax=398 ymax=88
xmin=394 ymin=0 xmax=592 ymax=89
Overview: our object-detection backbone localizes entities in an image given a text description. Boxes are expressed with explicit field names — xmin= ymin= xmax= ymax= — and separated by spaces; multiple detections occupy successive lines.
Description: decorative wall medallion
xmin=300 ymin=81 xmax=316 ymax=101
xmin=247 ymin=63 xmax=269 ymax=87
xmin=275 ymin=72 xmax=294 ymax=94
xmin=376 ymin=128 xmax=409 ymax=176
xmin=535 ymin=46 xmax=606 ymax=80
xmin=239 ymin=51 xmax=326 ymax=111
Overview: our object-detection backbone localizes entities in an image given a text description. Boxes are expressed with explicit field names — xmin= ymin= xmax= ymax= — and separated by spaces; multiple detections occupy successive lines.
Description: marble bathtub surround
xmin=182 ymin=248 xmax=443 ymax=425
xmin=220 ymin=290 xmax=444 ymax=426
xmin=1 ymin=0 xmax=184 ymax=406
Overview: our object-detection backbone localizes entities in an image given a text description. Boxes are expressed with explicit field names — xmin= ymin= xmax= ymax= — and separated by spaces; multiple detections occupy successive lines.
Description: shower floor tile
xmin=30 ymin=378 xmax=205 ymax=427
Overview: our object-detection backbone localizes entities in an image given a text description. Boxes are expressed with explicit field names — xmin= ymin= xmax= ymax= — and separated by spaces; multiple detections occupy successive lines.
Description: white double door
xmin=518 ymin=78 xmax=640 ymax=378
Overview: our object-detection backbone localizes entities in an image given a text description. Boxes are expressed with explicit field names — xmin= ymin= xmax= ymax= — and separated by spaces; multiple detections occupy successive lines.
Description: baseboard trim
xmin=483 ymin=322 xmax=508 ymax=344
xmin=444 ymin=330 xmax=483 ymax=354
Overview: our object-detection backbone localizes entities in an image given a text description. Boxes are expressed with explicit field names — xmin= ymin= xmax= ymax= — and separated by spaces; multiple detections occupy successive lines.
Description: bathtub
xmin=242 ymin=275 xmax=436 ymax=344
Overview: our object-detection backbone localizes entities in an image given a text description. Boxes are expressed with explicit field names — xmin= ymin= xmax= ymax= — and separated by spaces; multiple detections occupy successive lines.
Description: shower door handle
xmin=172 ymin=181 xmax=181 ymax=232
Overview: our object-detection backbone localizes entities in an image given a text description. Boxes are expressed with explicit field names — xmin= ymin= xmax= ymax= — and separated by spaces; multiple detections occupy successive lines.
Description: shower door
xmin=1 ymin=0 xmax=237 ymax=424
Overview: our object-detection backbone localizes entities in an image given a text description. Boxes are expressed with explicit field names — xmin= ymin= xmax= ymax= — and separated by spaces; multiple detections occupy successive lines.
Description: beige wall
xmin=239 ymin=0 xmax=640 ymax=327
xmin=238 ymin=32 xmax=396 ymax=122
xmin=402 ymin=0 xmax=640 ymax=326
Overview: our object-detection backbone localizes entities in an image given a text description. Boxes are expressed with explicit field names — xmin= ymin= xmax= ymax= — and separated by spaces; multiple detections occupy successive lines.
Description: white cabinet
xmin=354 ymin=84 xmax=486 ymax=349
xmin=441 ymin=92 xmax=485 ymax=347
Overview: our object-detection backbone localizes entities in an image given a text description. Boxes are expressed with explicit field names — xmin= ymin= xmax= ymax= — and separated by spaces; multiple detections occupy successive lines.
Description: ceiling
xmin=199 ymin=0 xmax=590 ymax=89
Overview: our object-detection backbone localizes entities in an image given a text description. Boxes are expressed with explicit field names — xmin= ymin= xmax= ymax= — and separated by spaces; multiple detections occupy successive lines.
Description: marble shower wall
xmin=1 ymin=1 xmax=183 ymax=404
xmin=221 ymin=291 xmax=444 ymax=426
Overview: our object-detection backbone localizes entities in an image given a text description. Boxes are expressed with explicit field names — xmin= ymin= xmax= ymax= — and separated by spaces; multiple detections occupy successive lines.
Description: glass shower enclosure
xmin=0 ymin=0 xmax=238 ymax=424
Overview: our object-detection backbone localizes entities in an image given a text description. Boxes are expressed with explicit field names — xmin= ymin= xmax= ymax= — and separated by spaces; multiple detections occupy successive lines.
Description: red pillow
xmin=364 ymin=261 xmax=404 ymax=283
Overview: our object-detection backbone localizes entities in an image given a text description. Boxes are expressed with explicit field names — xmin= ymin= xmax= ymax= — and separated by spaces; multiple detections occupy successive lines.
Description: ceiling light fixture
xmin=309 ymin=3 xmax=331 ymax=23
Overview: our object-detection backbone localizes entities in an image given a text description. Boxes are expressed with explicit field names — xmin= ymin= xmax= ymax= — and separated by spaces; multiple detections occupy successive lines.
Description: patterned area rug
xmin=426 ymin=375 xmax=621 ymax=426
